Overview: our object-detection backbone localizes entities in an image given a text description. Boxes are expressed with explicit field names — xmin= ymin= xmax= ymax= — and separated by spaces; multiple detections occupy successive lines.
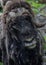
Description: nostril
xmin=23 ymin=32 xmax=29 ymax=36
xmin=25 ymin=33 xmax=29 ymax=36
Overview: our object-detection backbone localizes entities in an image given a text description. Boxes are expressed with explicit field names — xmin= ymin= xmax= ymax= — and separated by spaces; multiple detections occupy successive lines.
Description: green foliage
xmin=26 ymin=0 xmax=46 ymax=14
xmin=43 ymin=36 xmax=46 ymax=49
xmin=0 ymin=62 xmax=3 ymax=65
xmin=0 ymin=7 xmax=3 ymax=13
xmin=0 ymin=4 xmax=3 ymax=12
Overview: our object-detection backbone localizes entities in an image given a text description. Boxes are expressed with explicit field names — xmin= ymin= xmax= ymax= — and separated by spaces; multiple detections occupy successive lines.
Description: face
xmin=7 ymin=8 xmax=37 ymax=49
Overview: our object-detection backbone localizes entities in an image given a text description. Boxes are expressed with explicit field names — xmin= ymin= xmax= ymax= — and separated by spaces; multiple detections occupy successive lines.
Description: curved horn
xmin=33 ymin=17 xmax=46 ymax=28
xmin=0 ymin=0 xmax=8 ymax=7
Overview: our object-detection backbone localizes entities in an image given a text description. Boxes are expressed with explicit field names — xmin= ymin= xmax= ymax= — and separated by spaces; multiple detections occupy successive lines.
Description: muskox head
xmin=2 ymin=1 xmax=38 ymax=50
xmin=8 ymin=14 xmax=37 ymax=49
xmin=2 ymin=1 xmax=45 ymax=50
xmin=1 ymin=1 xmax=44 ymax=65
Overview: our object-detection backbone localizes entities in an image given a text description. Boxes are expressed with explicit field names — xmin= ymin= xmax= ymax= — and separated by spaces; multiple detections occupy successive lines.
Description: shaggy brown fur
xmin=1 ymin=1 xmax=43 ymax=65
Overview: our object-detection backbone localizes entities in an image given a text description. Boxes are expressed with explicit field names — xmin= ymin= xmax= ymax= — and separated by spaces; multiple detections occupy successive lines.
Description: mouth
xmin=24 ymin=38 xmax=36 ymax=49
xmin=25 ymin=37 xmax=33 ymax=42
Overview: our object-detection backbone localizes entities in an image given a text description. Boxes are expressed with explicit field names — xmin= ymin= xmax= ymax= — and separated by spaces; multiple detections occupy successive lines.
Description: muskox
xmin=0 ymin=1 xmax=46 ymax=65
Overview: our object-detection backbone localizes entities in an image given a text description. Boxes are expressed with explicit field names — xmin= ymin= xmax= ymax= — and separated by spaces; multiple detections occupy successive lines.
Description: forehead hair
xmin=3 ymin=1 xmax=34 ymax=26
xmin=4 ymin=1 xmax=34 ymax=17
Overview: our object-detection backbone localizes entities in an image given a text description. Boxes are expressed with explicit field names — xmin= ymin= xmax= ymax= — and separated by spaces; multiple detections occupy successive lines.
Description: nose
xmin=21 ymin=26 xmax=30 ymax=36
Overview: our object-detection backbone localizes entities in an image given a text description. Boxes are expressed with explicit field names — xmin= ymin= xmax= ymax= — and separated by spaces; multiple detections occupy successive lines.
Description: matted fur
xmin=1 ymin=1 xmax=43 ymax=65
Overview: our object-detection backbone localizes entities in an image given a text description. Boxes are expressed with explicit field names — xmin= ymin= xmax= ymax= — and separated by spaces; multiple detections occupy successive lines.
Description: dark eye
xmin=12 ymin=9 xmax=18 ymax=13
xmin=22 ymin=32 xmax=29 ymax=37
xmin=15 ymin=9 xmax=18 ymax=13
